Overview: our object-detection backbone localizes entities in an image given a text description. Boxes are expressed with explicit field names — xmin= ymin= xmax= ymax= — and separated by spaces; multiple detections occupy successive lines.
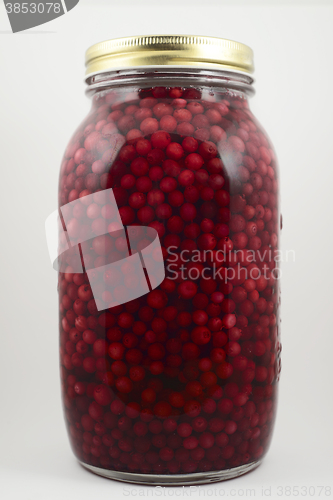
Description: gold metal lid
xmin=85 ymin=35 xmax=254 ymax=77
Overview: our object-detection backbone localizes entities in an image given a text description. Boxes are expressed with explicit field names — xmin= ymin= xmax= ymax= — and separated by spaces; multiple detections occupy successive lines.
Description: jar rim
xmin=85 ymin=35 xmax=254 ymax=78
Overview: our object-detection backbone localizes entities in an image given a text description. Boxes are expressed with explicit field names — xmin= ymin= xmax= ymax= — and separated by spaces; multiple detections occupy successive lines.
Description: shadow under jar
xmin=58 ymin=35 xmax=281 ymax=485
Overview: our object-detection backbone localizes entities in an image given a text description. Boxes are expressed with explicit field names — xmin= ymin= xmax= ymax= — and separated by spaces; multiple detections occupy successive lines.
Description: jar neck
xmin=85 ymin=67 xmax=254 ymax=100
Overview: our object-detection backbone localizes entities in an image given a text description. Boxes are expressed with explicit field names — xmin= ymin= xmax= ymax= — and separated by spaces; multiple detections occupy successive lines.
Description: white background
xmin=1 ymin=1 xmax=333 ymax=499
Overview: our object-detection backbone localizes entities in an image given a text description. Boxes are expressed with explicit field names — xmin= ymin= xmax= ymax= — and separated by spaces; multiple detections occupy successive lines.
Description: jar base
xmin=78 ymin=459 xmax=262 ymax=485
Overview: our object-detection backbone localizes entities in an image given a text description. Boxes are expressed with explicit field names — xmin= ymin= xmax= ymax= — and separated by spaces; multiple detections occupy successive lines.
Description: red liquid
xmin=58 ymin=85 xmax=281 ymax=475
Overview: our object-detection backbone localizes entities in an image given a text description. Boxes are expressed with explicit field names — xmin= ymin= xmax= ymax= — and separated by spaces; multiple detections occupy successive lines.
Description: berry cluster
xmin=59 ymin=84 xmax=281 ymax=476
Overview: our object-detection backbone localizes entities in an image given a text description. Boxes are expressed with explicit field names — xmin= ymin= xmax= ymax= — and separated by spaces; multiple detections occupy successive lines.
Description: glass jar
xmin=56 ymin=36 xmax=281 ymax=485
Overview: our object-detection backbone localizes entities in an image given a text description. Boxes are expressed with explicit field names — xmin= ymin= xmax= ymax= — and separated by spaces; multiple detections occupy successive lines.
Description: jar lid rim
xmin=85 ymin=35 xmax=254 ymax=77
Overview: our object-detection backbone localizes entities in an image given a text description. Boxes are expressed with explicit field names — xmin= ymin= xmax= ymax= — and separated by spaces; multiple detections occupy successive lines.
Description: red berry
xmin=59 ymin=82 xmax=279 ymax=476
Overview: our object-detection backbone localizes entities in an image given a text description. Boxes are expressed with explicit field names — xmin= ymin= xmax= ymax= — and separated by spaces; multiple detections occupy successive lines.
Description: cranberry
xmin=93 ymin=385 xmax=112 ymax=406
xmin=191 ymin=326 xmax=211 ymax=345
xmin=59 ymin=83 xmax=279 ymax=478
